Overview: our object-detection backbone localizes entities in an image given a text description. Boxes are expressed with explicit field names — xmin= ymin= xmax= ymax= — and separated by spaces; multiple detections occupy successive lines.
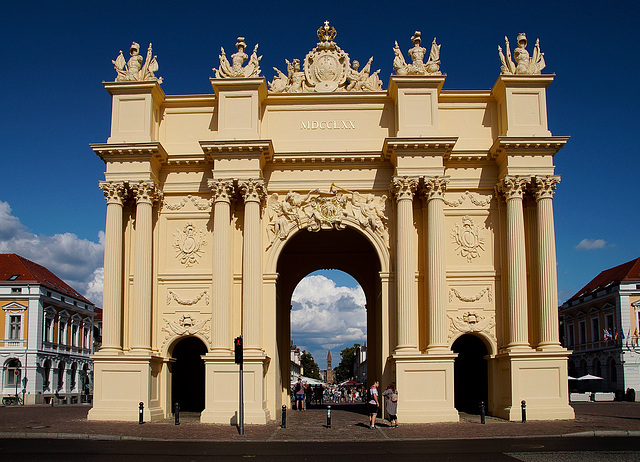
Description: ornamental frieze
xmin=172 ymin=222 xmax=207 ymax=267
xmin=162 ymin=195 xmax=212 ymax=211
xmin=167 ymin=290 xmax=210 ymax=306
xmin=451 ymin=216 xmax=486 ymax=262
xmin=444 ymin=191 xmax=493 ymax=208
xmin=161 ymin=314 xmax=211 ymax=348
xmin=266 ymin=185 xmax=388 ymax=249
xmin=447 ymin=311 xmax=496 ymax=342
xmin=449 ymin=287 xmax=493 ymax=303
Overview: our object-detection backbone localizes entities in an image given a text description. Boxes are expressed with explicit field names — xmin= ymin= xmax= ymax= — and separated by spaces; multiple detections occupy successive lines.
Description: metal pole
xmin=327 ymin=405 xmax=331 ymax=428
xmin=239 ymin=362 xmax=244 ymax=435
xmin=281 ymin=405 xmax=286 ymax=428
xmin=521 ymin=400 xmax=526 ymax=423
xmin=139 ymin=402 xmax=144 ymax=424
xmin=480 ymin=401 xmax=485 ymax=424
xmin=174 ymin=402 xmax=180 ymax=425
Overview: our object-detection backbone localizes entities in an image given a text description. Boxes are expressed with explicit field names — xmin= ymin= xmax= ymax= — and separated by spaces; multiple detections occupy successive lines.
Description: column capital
xmin=238 ymin=178 xmax=266 ymax=204
xmin=497 ymin=175 xmax=528 ymax=201
xmin=99 ymin=181 xmax=128 ymax=206
xmin=131 ymin=180 xmax=162 ymax=205
xmin=208 ymin=179 xmax=236 ymax=204
xmin=533 ymin=175 xmax=561 ymax=201
xmin=421 ymin=176 xmax=449 ymax=201
xmin=391 ymin=176 xmax=418 ymax=201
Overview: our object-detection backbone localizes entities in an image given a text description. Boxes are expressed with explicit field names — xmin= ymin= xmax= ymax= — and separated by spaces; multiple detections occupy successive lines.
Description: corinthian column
xmin=391 ymin=176 xmax=418 ymax=352
xmin=534 ymin=175 xmax=562 ymax=349
xmin=239 ymin=179 xmax=266 ymax=351
xmin=208 ymin=179 xmax=235 ymax=351
xmin=499 ymin=176 xmax=530 ymax=350
xmin=422 ymin=176 xmax=449 ymax=353
xmin=98 ymin=181 xmax=128 ymax=353
xmin=130 ymin=180 xmax=162 ymax=354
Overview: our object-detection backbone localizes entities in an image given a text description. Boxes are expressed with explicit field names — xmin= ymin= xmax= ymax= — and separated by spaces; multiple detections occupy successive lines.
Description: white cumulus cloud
xmin=291 ymin=274 xmax=366 ymax=370
xmin=0 ymin=201 xmax=104 ymax=306
xmin=575 ymin=238 xmax=607 ymax=250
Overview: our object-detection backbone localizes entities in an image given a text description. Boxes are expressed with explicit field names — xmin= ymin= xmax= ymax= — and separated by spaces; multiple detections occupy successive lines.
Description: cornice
xmin=200 ymin=139 xmax=273 ymax=162
xmin=490 ymin=136 xmax=569 ymax=157
xmin=91 ymin=142 xmax=168 ymax=164
xmin=271 ymin=151 xmax=385 ymax=164
xmin=383 ymin=137 xmax=457 ymax=159
xmin=103 ymin=80 xmax=165 ymax=100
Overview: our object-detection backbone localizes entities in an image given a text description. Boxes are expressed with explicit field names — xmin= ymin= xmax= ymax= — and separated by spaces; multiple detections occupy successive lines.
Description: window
xmin=567 ymin=323 xmax=575 ymax=347
xmin=9 ymin=315 xmax=21 ymax=340
xmin=579 ymin=321 xmax=587 ymax=345
xmin=57 ymin=362 xmax=65 ymax=391
xmin=44 ymin=317 xmax=52 ymax=342
xmin=606 ymin=314 xmax=614 ymax=331
xmin=8 ymin=275 xmax=19 ymax=281
xmin=71 ymin=325 xmax=78 ymax=347
xmin=59 ymin=321 xmax=67 ymax=345
xmin=4 ymin=359 xmax=21 ymax=387
xmin=11 ymin=287 xmax=21 ymax=294
xmin=591 ymin=318 xmax=600 ymax=343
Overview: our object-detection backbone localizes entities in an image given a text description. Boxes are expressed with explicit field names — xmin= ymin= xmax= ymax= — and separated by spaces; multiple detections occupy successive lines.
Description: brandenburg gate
xmin=88 ymin=24 xmax=574 ymax=423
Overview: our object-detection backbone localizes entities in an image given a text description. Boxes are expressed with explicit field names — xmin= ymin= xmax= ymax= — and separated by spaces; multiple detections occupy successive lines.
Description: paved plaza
xmin=0 ymin=402 xmax=638 ymax=442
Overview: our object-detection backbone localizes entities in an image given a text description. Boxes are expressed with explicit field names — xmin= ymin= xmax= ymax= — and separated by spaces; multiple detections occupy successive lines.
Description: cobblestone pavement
xmin=0 ymin=402 xmax=638 ymax=442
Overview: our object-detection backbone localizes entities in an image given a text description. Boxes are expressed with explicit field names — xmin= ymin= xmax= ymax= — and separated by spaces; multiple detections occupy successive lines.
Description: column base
xmin=393 ymin=352 xmax=459 ymax=423
xmin=491 ymin=349 xmax=574 ymax=421
xmin=88 ymin=354 xmax=164 ymax=422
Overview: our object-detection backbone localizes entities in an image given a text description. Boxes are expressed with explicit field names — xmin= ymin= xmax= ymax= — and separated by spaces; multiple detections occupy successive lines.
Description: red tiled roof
xmin=566 ymin=257 xmax=640 ymax=303
xmin=0 ymin=253 xmax=93 ymax=305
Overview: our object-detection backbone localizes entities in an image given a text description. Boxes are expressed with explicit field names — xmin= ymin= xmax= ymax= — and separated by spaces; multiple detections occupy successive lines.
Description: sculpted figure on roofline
xmin=213 ymin=37 xmax=262 ymax=78
xmin=112 ymin=42 xmax=162 ymax=83
xmin=393 ymin=31 xmax=442 ymax=76
xmin=498 ymin=33 xmax=545 ymax=75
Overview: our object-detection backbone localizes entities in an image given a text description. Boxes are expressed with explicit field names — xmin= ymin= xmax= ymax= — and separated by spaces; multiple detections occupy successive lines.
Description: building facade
xmin=0 ymin=254 xmax=96 ymax=404
xmin=89 ymin=25 xmax=573 ymax=423
xmin=559 ymin=257 xmax=640 ymax=397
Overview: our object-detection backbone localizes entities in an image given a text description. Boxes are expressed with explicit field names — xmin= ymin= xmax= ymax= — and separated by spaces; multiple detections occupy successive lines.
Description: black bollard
xmin=281 ymin=405 xmax=286 ymax=428
xmin=138 ymin=402 xmax=144 ymax=424
xmin=480 ymin=401 xmax=485 ymax=424
xmin=327 ymin=405 xmax=331 ymax=428
xmin=174 ymin=402 xmax=180 ymax=425
xmin=521 ymin=400 xmax=526 ymax=423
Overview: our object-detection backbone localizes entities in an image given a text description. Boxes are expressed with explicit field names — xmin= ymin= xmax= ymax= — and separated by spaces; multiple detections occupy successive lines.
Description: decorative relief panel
xmin=448 ymin=311 xmax=496 ymax=342
xmin=444 ymin=191 xmax=493 ymax=208
xmin=172 ymin=222 xmax=207 ymax=267
xmin=449 ymin=287 xmax=493 ymax=303
xmin=161 ymin=314 xmax=211 ymax=348
xmin=266 ymin=185 xmax=388 ymax=249
xmin=167 ymin=290 xmax=210 ymax=306
xmin=163 ymin=195 xmax=212 ymax=211
xmin=451 ymin=216 xmax=486 ymax=262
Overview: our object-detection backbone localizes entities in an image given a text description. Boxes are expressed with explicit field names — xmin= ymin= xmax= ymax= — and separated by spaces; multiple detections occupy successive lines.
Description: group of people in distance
xmin=292 ymin=377 xmax=399 ymax=428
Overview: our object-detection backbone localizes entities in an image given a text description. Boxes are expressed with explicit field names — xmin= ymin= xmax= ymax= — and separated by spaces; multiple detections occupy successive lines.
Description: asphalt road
xmin=1 ymin=436 xmax=639 ymax=461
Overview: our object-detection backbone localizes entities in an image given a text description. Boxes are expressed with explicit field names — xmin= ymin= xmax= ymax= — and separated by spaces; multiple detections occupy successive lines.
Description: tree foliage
xmin=334 ymin=343 xmax=360 ymax=383
xmin=301 ymin=352 xmax=321 ymax=380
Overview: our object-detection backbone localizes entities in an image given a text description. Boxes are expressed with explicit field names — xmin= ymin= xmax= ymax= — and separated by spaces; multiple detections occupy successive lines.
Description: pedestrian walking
xmin=367 ymin=380 xmax=380 ymax=429
xmin=382 ymin=382 xmax=399 ymax=427
xmin=294 ymin=378 xmax=304 ymax=410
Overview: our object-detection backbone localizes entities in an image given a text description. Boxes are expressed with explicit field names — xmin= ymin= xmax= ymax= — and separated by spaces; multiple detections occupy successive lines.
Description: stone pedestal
xmin=88 ymin=354 xmax=164 ymax=422
xmin=491 ymin=350 xmax=574 ymax=421
xmin=393 ymin=353 xmax=459 ymax=423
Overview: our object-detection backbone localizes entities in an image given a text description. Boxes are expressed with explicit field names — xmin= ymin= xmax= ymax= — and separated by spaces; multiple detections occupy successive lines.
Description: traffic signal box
xmin=234 ymin=336 xmax=243 ymax=365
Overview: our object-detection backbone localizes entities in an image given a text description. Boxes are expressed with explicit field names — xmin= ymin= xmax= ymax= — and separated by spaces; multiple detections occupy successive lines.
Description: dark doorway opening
xmin=171 ymin=336 xmax=207 ymax=412
xmin=452 ymin=334 xmax=488 ymax=414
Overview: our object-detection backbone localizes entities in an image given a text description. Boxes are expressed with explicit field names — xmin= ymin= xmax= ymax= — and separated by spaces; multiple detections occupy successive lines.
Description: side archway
xmin=171 ymin=336 xmax=208 ymax=412
xmin=452 ymin=334 xmax=489 ymax=414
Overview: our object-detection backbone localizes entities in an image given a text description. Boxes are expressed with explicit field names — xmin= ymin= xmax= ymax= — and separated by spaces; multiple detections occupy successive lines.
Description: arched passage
xmin=275 ymin=227 xmax=384 ymax=403
xmin=171 ymin=336 xmax=207 ymax=412
xmin=452 ymin=334 xmax=488 ymax=414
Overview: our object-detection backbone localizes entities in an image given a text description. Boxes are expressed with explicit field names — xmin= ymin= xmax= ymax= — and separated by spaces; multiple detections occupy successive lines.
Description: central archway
xmin=452 ymin=334 xmax=488 ymax=414
xmin=275 ymin=226 xmax=385 ymax=404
